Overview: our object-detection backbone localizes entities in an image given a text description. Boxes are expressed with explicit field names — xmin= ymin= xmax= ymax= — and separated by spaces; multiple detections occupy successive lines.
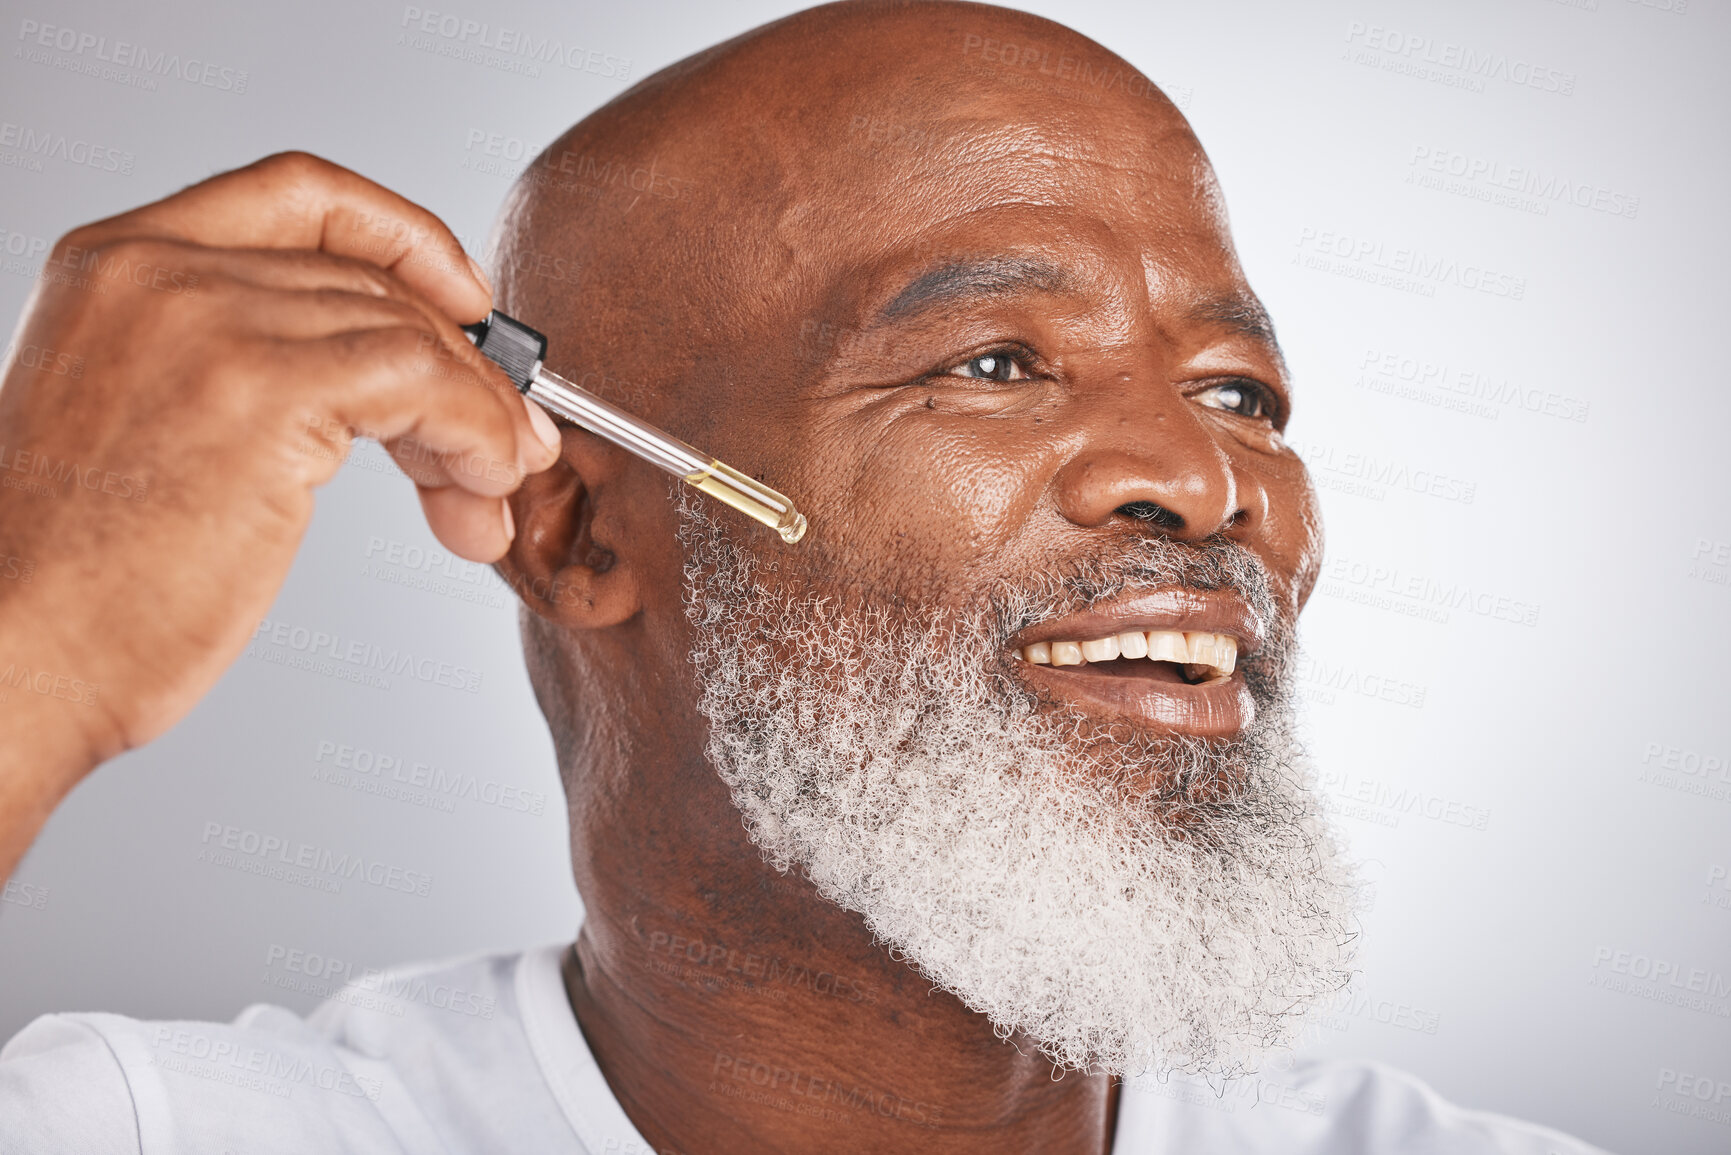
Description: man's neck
xmin=560 ymin=879 xmax=1121 ymax=1155
xmin=544 ymin=674 xmax=1121 ymax=1155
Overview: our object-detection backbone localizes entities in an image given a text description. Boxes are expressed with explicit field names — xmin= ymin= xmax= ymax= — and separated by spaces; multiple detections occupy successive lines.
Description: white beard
xmin=679 ymin=499 xmax=1358 ymax=1078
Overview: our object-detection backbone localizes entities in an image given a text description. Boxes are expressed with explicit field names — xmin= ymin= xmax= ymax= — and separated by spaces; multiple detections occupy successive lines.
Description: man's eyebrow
xmin=1188 ymin=291 xmax=1279 ymax=347
xmin=877 ymin=255 xmax=1067 ymax=321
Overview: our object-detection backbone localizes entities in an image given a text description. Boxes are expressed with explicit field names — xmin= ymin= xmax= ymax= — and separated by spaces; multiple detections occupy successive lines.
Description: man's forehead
xmin=791 ymin=106 xmax=1213 ymax=228
xmin=777 ymin=112 xmax=1246 ymax=325
xmin=823 ymin=228 xmax=1274 ymax=363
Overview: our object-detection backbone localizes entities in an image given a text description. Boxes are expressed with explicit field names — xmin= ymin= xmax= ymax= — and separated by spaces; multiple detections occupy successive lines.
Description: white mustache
xmin=986 ymin=534 xmax=1280 ymax=642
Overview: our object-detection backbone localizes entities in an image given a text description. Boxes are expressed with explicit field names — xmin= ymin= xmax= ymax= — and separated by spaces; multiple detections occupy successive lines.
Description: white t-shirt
xmin=0 ymin=944 xmax=1612 ymax=1154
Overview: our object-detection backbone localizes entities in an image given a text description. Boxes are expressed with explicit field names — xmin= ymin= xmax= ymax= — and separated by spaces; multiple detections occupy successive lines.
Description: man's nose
xmin=1051 ymin=397 xmax=1264 ymax=543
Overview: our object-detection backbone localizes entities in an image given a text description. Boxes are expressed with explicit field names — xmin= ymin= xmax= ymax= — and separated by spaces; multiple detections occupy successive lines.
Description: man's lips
xmin=1007 ymin=588 xmax=1263 ymax=738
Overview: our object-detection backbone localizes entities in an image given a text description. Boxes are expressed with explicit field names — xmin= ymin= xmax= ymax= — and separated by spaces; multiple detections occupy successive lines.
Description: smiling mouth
xmin=1015 ymin=630 xmax=1238 ymax=686
xmin=1003 ymin=589 xmax=1260 ymax=736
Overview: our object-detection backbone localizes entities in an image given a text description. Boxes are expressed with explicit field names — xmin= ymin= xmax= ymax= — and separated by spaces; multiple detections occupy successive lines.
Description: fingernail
xmin=502 ymin=498 xmax=516 ymax=542
xmin=526 ymin=398 xmax=561 ymax=453
xmin=466 ymin=254 xmax=493 ymax=298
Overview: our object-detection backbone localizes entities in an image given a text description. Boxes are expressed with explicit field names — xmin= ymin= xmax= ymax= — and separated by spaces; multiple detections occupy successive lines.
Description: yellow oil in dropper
xmin=530 ymin=366 xmax=808 ymax=544
xmin=464 ymin=311 xmax=808 ymax=544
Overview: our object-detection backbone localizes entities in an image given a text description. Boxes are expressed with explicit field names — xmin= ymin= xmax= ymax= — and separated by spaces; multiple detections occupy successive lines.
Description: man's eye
xmin=1194 ymin=379 xmax=1273 ymax=419
xmin=945 ymin=351 xmax=1030 ymax=382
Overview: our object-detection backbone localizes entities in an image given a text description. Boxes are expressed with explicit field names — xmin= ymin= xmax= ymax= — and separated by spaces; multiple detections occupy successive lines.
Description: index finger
xmin=74 ymin=151 xmax=492 ymax=323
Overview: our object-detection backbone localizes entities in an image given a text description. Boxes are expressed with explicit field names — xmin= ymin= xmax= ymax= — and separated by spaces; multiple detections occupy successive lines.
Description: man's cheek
xmin=1287 ymin=520 xmax=1326 ymax=614
xmin=1257 ymin=452 xmax=1324 ymax=614
xmin=822 ymin=413 xmax=1050 ymax=588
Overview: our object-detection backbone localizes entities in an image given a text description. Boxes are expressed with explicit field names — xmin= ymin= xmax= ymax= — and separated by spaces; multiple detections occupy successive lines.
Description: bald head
xmin=493 ymin=0 xmax=1218 ymax=429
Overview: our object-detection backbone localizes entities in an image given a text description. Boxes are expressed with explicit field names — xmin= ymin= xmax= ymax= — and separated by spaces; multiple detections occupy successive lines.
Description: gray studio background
xmin=1 ymin=0 xmax=1726 ymax=1151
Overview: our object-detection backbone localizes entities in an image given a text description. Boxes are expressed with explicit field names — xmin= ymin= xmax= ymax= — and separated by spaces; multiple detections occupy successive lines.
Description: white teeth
xmin=1080 ymin=636 xmax=1119 ymax=662
xmin=1017 ymin=629 xmax=1239 ymax=683
xmin=1146 ymin=630 xmax=1189 ymax=663
xmin=1186 ymin=632 xmax=1223 ymax=668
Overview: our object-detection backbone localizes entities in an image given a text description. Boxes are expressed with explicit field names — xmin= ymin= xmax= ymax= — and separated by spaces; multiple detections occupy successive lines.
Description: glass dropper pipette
xmin=463 ymin=311 xmax=807 ymax=545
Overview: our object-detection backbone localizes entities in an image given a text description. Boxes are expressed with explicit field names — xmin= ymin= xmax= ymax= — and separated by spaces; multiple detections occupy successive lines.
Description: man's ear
xmin=497 ymin=432 xmax=641 ymax=629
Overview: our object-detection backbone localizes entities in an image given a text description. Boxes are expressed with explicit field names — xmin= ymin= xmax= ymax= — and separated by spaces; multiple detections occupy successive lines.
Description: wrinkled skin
xmin=492 ymin=3 xmax=1324 ymax=1153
